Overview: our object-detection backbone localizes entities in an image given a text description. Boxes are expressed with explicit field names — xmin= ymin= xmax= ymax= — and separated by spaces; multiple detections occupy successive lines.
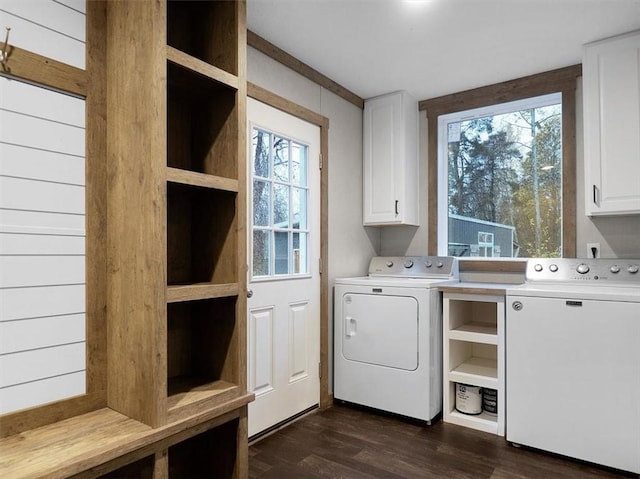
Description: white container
xmin=455 ymin=383 xmax=482 ymax=415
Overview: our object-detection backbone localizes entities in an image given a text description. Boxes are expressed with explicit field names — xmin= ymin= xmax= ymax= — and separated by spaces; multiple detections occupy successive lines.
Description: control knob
xmin=549 ymin=264 xmax=558 ymax=272
xmin=424 ymin=260 xmax=432 ymax=268
xmin=436 ymin=261 xmax=444 ymax=268
xmin=386 ymin=261 xmax=394 ymax=268
xmin=628 ymin=264 xmax=639 ymax=274
xmin=610 ymin=265 xmax=620 ymax=274
xmin=576 ymin=263 xmax=590 ymax=274
xmin=403 ymin=259 xmax=414 ymax=268
xmin=534 ymin=264 xmax=543 ymax=272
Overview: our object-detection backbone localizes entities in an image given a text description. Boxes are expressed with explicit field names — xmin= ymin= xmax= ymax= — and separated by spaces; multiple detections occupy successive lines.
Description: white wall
xmin=0 ymin=0 xmax=87 ymax=414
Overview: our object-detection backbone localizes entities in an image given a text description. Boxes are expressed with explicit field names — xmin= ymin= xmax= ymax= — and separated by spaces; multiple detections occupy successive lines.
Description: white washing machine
xmin=334 ymin=256 xmax=458 ymax=423
xmin=506 ymin=258 xmax=640 ymax=474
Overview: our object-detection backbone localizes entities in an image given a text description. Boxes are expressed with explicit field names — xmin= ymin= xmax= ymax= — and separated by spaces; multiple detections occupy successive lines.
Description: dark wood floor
xmin=249 ymin=403 xmax=635 ymax=479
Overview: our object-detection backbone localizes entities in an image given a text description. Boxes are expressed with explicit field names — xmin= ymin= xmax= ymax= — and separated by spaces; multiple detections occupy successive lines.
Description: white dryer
xmin=334 ymin=256 xmax=458 ymax=423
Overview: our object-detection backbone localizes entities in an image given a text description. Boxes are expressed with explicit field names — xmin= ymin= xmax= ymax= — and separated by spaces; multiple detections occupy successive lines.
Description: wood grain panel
xmin=235 ymin=0 xmax=249 ymax=398
xmin=105 ymin=0 xmax=167 ymax=428
xmin=0 ymin=398 xmax=253 ymax=479
xmin=0 ymin=44 xmax=86 ymax=96
xmin=84 ymin=0 xmax=108 ymax=414
xmin=166 ymin=166 xmax=239 ymax=192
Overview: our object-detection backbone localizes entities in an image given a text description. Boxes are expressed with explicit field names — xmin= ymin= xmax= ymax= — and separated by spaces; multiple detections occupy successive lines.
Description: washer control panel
xmin=526 ymin=258 xmax=640 ymax=283
xmin=369 ymin=256 xmax=458 ymax=278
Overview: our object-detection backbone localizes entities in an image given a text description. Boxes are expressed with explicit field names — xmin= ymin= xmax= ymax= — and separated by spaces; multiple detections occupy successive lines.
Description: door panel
xmin=249 ymin=307 xmax=274 ymax=396
xmin=342 ymin=293 xmax=418 ymax=370
xmin=247 ymin=98 xmax=320 ymax=437
xmin=289 ymin=302 xmax=309 ymax=381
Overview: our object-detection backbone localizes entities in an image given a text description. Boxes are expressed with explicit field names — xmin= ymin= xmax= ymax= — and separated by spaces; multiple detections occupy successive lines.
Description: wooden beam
xmin=0 ymin=44 xmax=86 ymax=97
xmin=247 ymin=30 xmax=364 ymax=109
xmin=419 ymin=64 xmax=582 ymax=115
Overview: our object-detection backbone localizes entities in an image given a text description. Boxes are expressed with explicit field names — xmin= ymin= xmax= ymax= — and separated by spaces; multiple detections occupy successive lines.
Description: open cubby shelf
xmin=167 ymin=297 xmax=239 ymax=415
xmin=443 ymin=292 xmax=505 ymax=436
xmin=167 ymin=61 xmax=239 ymax=178
xmin=167 ymin=182 xmax=238 ymax=286
xmin=169 ymin=418 xmax=239 ymax=478
xmin=167 ymin=0 xmax=238 ymax=77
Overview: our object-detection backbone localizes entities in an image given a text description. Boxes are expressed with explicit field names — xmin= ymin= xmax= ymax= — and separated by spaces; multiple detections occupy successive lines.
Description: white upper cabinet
xmin=583 ymin=30 xmax=640 ymax=216
xmin=363 ymin=91 xmax=419 ymax=226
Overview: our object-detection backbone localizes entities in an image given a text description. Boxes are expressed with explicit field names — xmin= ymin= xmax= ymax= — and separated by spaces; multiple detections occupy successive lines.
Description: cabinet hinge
xmin=319 ymin=153 xmax=323 ymax=170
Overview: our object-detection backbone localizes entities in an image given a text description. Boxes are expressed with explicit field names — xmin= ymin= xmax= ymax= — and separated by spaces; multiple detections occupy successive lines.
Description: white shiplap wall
xmin=0 ymin=0 xmax=86 ymax=414
xmin=0 ymin=0 xmax=86 ymax=69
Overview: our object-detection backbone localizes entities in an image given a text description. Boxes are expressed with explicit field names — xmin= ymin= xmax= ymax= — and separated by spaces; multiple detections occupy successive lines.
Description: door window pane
xmin=291 ymin=141 xmax=307 ymax=186
xmin=253 ymin=180 xmax=270 ymax=226
xmin=273 ymin=136 xmax=290 ymax=182
xmin=274 ymin=231 xmax=289 ymax=275
xmin=273 ymin=183 xmax=289 ymax=227
xmin=252 ymin=129 xmax=270 ymax=178
xmin=292 ymin=187 xmax=307 ymax=230
xmin=253 ymin=230 xmax=271 ymax=276
xmin=293 ymin=232 xmax=308 ymax=274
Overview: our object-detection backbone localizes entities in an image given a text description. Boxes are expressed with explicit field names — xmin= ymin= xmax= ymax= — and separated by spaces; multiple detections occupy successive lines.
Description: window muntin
xmin=251 ymin=127 xmax=310 ymax=278
xmin=438 ymin=93 xmax=562 ymax=258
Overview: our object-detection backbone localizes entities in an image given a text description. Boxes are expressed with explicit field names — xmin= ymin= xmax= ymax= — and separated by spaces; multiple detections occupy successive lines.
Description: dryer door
xmin=341 ymin=293 xmax=418 ymax=370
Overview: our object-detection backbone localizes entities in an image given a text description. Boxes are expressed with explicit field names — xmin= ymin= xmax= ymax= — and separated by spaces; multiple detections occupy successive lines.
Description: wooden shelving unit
xmin=0 ymin=1 xmax=251 ymax=477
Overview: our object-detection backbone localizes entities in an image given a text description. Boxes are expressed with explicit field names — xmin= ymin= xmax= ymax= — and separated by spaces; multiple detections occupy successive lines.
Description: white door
xmin=341 ymin=293 xmax=418 ymax=370
xmin=247 ymin=98 xmax=321 ymax=437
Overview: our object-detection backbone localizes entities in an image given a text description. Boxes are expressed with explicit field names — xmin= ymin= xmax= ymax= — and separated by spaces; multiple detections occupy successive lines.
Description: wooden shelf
xmin=168 ymin=378 xmax=240 ymax=422
xmin=449 ymin=322 xmax=498 ymax=344
xmin=449 ymin=357 xmax=498 ymax=389
xmin=167 ymin=46 xmax=238 ymax=90
xmin=0 ymin=397 xmax=253 ymax=479
xmin=167 ymin=282 xmax=238 ymax=303
xmin=167 ymin=167 xmax=239 ymax=193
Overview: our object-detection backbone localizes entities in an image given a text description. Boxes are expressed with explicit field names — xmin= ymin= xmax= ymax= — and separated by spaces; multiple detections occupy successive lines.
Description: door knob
xmin=247 ymin=289 xmax=253 ymax=298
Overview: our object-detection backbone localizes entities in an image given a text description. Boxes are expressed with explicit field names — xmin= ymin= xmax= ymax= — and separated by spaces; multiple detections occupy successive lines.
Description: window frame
xmin=420 ymin=65 xmax=581 ymax=258
xmin=437 ymin=92 xmax=563 ymax=258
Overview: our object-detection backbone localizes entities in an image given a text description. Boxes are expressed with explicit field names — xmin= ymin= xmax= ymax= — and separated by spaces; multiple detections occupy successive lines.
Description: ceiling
xmin=246 ymin=0 xmax=640 ymax=102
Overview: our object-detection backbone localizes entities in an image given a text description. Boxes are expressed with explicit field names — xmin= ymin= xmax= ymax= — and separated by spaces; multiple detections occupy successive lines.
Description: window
xmin=438 ymin=94 xmax=562 ymax=258
xmin=478 ymin=232 xmax=495 ymax=257
xmin=422 ymin=66 xmax=579 ymax=258
xmin=251 ymin=127 xmax=310 ymax=277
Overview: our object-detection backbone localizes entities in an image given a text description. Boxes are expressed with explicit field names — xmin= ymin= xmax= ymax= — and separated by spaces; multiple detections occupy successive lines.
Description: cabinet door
xmin=583 ymin=30 xmax=640 ymax=216
xmin=363 ymin=91 xmax=418 ymax=225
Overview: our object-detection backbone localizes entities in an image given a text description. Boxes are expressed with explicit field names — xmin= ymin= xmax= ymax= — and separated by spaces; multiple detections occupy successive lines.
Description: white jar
xmin=455 ymin=383 xmax=482 ymax=415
